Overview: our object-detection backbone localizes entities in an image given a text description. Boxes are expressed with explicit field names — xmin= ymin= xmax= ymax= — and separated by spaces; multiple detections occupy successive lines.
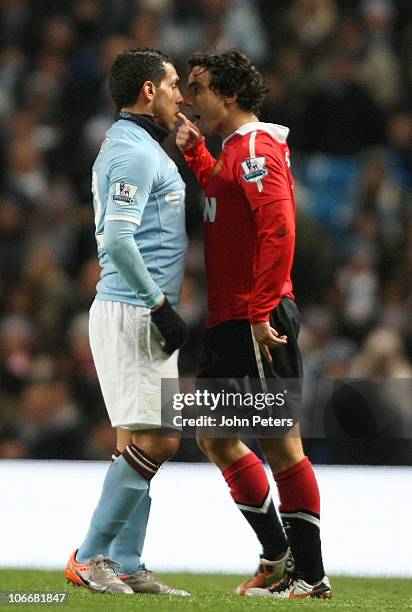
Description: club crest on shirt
xmin=112 ymin=181 xmax=138 ymax=205
xmin=241 ymin=156 xmax=268 ymax=182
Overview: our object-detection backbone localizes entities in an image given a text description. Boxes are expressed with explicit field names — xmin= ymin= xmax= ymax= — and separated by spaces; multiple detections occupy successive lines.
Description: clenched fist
xmin=176 ymin=112 xmax=203 ymax=151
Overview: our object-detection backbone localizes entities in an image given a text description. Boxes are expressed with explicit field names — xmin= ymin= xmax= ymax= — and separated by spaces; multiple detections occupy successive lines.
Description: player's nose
xmin=176 ymin=88 xmax=184 ymax=105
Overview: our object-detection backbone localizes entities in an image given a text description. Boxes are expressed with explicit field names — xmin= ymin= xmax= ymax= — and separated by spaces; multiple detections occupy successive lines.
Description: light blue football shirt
xmin=92 ymin=116 xmax=187 ymax=308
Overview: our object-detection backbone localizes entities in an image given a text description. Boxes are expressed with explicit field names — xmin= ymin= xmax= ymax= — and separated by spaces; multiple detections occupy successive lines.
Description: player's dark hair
xmin=109 ymin=47 xmax=172 ymax=110
xmin=189 ymin=49 xmax=268 ymax=115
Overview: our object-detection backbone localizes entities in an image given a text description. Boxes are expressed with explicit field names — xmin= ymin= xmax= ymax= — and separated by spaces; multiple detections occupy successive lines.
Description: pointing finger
xmin=176 ymin=112 xmax=199 ymax=131
xmin=176 ymin=112 xmax=194 ymax=126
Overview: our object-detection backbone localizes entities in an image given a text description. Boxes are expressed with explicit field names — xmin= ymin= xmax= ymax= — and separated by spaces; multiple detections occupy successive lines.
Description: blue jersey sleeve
xmin=104 ymin=219 xmax=164 ymax=308
xmin=105 ymin=145 xmax=159 ymax=226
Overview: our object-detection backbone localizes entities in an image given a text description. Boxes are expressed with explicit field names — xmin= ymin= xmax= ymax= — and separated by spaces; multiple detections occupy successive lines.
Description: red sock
xmin=275 ymin=456 xmax=320 ymax=516
xmin=223 ymin=451 xmax=288 ymax=560
xmin=223 ymin=451 xmax=270 ymax=509
xmin=275 ymin=456 xmax=324 ymax=583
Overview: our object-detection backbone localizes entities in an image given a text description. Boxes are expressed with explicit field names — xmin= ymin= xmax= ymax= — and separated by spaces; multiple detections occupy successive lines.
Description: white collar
xmin=222 ymin=121 xmax=290 ymax=148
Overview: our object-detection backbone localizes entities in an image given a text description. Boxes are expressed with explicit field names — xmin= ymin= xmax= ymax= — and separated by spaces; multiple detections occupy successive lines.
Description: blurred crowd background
xmin=0 ymin=0 xmax=411 ymax=464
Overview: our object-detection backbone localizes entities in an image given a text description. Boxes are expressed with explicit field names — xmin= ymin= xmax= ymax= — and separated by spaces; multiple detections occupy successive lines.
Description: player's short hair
xmin=189 ymin=49 xmax=268 ymax=115
xmin=109 ymin=47 xmax=172 ymax=110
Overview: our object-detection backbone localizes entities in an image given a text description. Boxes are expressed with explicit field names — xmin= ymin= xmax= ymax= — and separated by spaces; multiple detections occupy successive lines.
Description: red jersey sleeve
xmin=235 ymin=131 xmax=296 ymax=323
xmin=182 ymin=138 xmax=217 ymax=189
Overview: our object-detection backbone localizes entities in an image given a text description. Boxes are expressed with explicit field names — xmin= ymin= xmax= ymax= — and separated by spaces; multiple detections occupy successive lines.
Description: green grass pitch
xmin=0 ymin=571 xmax=411 ymax=611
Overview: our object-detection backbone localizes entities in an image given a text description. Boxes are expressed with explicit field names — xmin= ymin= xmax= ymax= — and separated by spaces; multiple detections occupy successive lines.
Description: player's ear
xmin=224 ymin=93 xmax=238 ymax=106
xmin=141 ymin=80 xmax=156 ymax=102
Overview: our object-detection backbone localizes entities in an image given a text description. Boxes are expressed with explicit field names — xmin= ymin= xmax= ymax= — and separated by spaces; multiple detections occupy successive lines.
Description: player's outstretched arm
xmin=176 ymin=113 xmax=217 ymax=188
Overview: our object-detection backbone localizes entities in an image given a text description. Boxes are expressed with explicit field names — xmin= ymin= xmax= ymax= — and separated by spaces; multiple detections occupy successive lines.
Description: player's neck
xmin=121 ymin=103 xmax=153 ymax=117
xmin=220 ymin=111 xmax=259 ymax=140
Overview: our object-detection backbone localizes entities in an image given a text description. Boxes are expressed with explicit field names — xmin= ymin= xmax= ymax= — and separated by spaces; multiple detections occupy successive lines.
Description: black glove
xmin=151 ymin=298 xmax=188 ymax=354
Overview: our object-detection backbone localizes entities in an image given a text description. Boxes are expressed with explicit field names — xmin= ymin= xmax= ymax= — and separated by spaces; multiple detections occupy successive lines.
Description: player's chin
xmin=200 ymin=118 xmax=215 ymax=135
xmin=165 ymin=116 xmax=178 ymax=132
xmin=155 ymin=114 xmax=174 ymax=133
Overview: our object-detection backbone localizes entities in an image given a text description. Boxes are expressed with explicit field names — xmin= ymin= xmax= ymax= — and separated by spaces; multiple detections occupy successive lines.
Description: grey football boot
xmin=121 ymin=567 xmax=190 ymax=596
xmin=66 ymin=551 xmax=133 ymax=594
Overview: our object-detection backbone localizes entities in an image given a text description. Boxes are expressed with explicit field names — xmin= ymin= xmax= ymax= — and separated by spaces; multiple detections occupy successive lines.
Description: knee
xmin=196 ymin=436 xmax=239 ymax=467
xmin=260 ymin=437 xmax=304 ymax=473
xmin=131 ymin=433 xmax=180 ymax=464
xmin=197 ymin=436 xmax=220 ymax=458
xmin=152 ymin=437 xmax=180 ymax=463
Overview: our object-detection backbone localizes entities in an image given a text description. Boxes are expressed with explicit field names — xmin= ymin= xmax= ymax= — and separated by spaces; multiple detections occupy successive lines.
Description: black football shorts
xmin=197 ymin=297 xmax=303 ymax=435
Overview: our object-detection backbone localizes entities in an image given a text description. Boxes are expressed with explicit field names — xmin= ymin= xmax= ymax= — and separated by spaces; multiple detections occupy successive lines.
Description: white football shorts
xmin=89 ymin=299 xmax=179 ymax=430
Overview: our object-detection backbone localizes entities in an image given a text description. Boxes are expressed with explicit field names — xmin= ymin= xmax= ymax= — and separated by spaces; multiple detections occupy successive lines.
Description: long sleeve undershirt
xmin=104 ymin=219 xmax=164 ymax=309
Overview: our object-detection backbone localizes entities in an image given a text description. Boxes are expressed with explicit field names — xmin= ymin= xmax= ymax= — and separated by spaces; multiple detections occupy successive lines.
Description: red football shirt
xmin=183 ymin=122 xmax=296 ymax=328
